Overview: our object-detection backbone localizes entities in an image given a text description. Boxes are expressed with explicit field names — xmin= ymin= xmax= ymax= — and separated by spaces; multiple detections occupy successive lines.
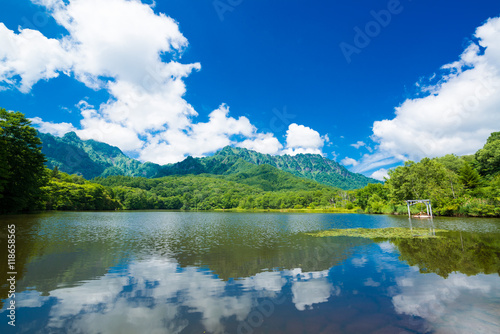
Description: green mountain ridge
xmin=39 ymin=131 xmax=161 ymax=179
xmin=156 ymin=146 xmax=381 ymax=189
xmin=39 ymin=131 xmax=380 ymax=190
xmin=219 ymin=146 xmax=378 ymax=189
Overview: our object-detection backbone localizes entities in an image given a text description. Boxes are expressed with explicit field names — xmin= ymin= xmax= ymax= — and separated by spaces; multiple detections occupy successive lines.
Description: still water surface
xmin=1 ymin=212 xmax=499 ymax=333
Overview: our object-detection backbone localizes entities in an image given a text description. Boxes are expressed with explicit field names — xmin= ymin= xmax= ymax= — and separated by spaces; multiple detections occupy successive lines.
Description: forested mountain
xmin=158 ymin=146 xmax=380 ymax=190
xmin=39 ymin=132 xmax=380 ymax=189
xmin=39 ymin=132 xmax=161 ymax=179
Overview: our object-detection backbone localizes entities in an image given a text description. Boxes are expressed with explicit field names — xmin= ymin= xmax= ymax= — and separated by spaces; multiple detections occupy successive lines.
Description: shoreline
xmin=2 ymin=207 xmax=499 ymax=218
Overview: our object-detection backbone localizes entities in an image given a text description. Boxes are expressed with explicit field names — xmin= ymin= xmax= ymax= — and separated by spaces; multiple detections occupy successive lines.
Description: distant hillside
xmin=39 ymin=132 xmax=161 ymax=179
xmin=39 ymin=132 xmax=379 ymax=189
xmin=221 ymin=164 xmax=330 ymax=192
xmin=158 ymin=146 xmax=380 ymax=190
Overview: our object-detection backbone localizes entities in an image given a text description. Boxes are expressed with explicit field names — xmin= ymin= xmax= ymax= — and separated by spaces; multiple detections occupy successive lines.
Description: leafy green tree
xmin=459 ymin=161 xmax=481 ymax=189
xmin=42 ymin=174 xmax=120 ymax=211
xmin=434 ymin=154 xmax=464 ymax=174
xmin=124 ymin=191 xmax=148 ymax=210
xmin=475 ymin=131 xmax=500 ymax=176
xmin=0 ymin=109 xmax=47 ymax=213
xmin=51 ymin=165 xmax=60 ymax=179
xmin=355 ymin=183 xmax=387 ymax=210
xmin=0 ymin=127 xmax=10 ymax=199
xmin=386 ymin=158 xmax=461 ymax=204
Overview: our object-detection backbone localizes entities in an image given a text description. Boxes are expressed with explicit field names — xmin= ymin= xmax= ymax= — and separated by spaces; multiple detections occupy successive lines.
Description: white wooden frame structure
xmin=406 ymin=199 xmax=433 ymax=218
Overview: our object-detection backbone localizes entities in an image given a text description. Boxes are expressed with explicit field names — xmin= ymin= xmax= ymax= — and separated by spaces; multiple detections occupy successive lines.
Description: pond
xmin=1 ymin=212 xmax=499 ymax=333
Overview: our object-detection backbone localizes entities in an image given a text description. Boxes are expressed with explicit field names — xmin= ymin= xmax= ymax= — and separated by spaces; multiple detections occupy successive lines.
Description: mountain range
xmin=39 ymin=132 xmax=381 ymax=190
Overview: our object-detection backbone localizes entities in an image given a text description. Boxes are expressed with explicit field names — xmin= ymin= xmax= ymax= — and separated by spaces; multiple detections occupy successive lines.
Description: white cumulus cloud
xmin=370 ymin=168 xmax=389 ymax=181
xmin=354 ymin=16 xmax=500 ymax=174
xmin=0 ymin=23 xmax=71 ymax=93
xmin=30 ymin=117 xmax=77 ymax=137
xmin=238 ymin=133 xmax=284 ymax=155
xmin=0 ymin=0 xmax=285 ymax=163
xmin=138 ymin=104 xmax=259 ymax=164
xmin=283 ymin=123 xmax=327 ymax=156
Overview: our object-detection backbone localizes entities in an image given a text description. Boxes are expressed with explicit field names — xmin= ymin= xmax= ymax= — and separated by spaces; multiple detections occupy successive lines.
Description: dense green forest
xmin=33 ymin=166 xmax=351 ymax=212
xmin=1 ymin=109 xmax=499 ymax=216
xmin=92 ymin=172 xmax=349 ymax=211
xmin=42 ymin=168 xmax=120 ymax=211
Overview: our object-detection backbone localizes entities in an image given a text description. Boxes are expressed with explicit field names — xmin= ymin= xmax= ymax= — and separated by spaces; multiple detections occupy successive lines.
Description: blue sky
xmin=1 ymin=0 xmax=499 ymax=179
